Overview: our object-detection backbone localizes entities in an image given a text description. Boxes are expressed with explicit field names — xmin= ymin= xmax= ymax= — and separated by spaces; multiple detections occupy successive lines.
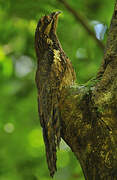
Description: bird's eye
xmin=45 ymin=19 xmax=50 ymax=24
xmin=44 ymin=15 xmax=51 ymax=24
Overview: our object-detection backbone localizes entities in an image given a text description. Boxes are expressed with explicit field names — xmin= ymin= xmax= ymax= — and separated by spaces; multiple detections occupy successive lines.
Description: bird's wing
xmin=36 ymin=63 xmax=61 ymax=177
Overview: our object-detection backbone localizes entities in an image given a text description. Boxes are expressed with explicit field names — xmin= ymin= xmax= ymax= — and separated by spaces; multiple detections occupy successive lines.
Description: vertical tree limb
xmin=97 ymin=3 xmax=117 ymax=79
xmin=58 ymin=1 xmax=117 ymax=179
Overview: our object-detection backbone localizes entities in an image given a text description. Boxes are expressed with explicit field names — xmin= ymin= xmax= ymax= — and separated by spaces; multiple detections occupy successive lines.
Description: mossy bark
xmin=59 ymin=2 xmax=117 ymax=180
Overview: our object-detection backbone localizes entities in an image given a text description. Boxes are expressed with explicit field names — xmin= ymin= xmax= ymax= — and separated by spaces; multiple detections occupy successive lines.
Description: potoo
xmin=35 ymin=12 xmax=76 ymax=177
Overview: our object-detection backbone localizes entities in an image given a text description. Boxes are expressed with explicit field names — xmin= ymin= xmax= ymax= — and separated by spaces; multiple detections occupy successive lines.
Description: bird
xmin=35 ymin=11 xmax=76 ymax=177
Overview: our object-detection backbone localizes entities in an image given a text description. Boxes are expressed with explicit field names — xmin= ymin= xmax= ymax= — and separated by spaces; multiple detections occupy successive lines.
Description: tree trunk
xmin=59 ymin=2 xmax=117 ymax=179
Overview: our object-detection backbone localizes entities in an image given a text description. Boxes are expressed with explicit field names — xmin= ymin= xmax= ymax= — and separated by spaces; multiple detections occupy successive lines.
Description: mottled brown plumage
xmin=35 ymin=12 xmax=76 ymax=177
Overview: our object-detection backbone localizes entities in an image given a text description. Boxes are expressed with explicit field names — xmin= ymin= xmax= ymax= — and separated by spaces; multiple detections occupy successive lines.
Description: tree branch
xmin=60 ymin=83 xmax=117 ymax=179
xmin=57 ymin=0 xmax=105 ymax=51
xmin=93 ymin=2 xmax=117 ymax=104
xmin=97 ymin=3 xmax=117 ymax=79
xmin=58 ymin=2 xmax=117 ymax=179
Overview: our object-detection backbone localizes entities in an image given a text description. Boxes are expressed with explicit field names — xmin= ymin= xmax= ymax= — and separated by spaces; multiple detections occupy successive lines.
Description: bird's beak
xmin=54 ymin=11 xmax=61 ymax=16
xmin=53 ymin=11 xmax=61 ymax=21
xmin=52 ymin=11 xmax=61 ymax=33
xmin=44 ymin=11 xmax=61 ymax=35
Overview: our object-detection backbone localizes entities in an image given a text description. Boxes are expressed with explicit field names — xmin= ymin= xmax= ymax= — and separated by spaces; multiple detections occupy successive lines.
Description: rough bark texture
xmin=59 ymin=2 xmax=117 ymax=179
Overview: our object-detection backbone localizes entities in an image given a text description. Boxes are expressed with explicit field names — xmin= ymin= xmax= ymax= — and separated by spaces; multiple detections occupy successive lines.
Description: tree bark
xmin=59 ymin=2 xmax=117 ymax=179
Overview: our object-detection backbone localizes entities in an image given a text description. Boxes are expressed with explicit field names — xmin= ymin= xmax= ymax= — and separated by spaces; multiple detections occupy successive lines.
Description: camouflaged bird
xmin=35 ymin=12 xmax=76 ymax=177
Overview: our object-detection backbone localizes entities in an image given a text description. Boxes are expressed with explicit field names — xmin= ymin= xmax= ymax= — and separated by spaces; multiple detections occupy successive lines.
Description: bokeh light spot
xmin=15 ymin=55 xmax=34 ymax=77
xmin=4 ymin=123 xmax=15 ymax=133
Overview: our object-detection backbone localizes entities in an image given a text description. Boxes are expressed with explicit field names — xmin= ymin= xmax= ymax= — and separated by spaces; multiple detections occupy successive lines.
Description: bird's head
xmin=35 ymin=11 xmax=61 ymax=54
xmin=37 ymin=11 xmax=61 ymax=35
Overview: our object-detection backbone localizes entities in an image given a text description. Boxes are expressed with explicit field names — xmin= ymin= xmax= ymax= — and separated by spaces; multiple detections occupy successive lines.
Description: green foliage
xmin=0 ymin=0 xmax=115 ymax=179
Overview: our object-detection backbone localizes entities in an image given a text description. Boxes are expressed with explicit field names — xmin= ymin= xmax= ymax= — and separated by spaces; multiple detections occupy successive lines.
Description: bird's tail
xmin=42 ymin=119 xmax=57 ymax=177
xmin=42 ymin=103 xmax=61 ymax=177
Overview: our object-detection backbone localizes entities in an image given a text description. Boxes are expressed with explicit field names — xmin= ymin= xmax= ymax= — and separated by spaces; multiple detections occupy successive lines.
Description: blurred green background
xmin=0 ymin=0 xmax=115 ymax=179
